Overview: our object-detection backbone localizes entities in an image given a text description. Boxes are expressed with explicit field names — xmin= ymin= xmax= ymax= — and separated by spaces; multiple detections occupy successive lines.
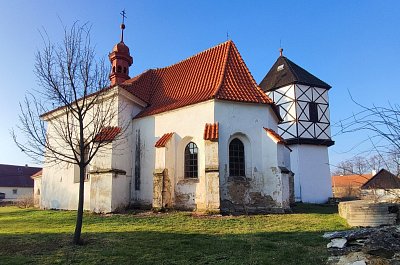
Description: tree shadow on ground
xmin=0 ymin=230 xmax=329 ymax=265
xmin=291 ymin=203 xmax=339 ymax=215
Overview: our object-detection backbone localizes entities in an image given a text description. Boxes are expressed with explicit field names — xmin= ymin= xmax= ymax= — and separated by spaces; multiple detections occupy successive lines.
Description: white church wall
xmin=132 ymin=100 xmax=215 ymax=210
xmin=32 ymin=177 xmax=41 ymax=207
xmin=290 ymin=144 xmax=332 ymax=203
xmin=41 ymin=116 xmax=92 ymax=210
xmin=41 ymin=89 xmax=144 ymax=212
xmin=41 ymin=161 xmax=91 ymax=210
xmin=131 ymin=116 xmax=156 ymax=207
xmin=215 ymin=101 xmax=288 ymax=212
xmin=108 ymin=93 xmax=143 ymax=211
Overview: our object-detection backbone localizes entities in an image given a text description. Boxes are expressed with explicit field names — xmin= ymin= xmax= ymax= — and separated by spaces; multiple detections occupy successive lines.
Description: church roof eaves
xmin=94 ymin=126 xmax=121 ymax=142
xmin=155 ymin=132 xmax=174 ymax=148
xmin=204 ymin=123 xmax=219 ymax=141
xmin=263 ymin=127 xmax=286 ymax=144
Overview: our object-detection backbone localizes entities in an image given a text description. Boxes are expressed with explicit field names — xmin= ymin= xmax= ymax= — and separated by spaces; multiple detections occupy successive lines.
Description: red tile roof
xmin=155 ymin=133 xmax=174 ymax=148
xmin=204 ymin=123 xmax=219 ymax=141
xmin=122 ymin=40 xmax=275 ymax=118
xmin=94 ymin=127 xmax=121 ymax=142
xmin=0 ymin=164 xmax=41 ymax=187
xmin=263 ymin=128 xmax=286 ymax=144
xmin=332 ymin=174 xmax=373 ymax=188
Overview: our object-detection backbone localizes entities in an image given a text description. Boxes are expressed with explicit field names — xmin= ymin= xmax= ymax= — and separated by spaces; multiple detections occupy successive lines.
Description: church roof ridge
xmin=154 ymin=40 xmax=234 ymax=71
xmin=122 ymin=40 xmax=277 ymax=119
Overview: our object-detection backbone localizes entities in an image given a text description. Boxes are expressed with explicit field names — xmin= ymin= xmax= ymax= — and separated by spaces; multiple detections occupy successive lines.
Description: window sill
xmin=178 ymin=178 xmax=199 ymax=184
xmin=228 ymin=176 xmax=250 ymax=182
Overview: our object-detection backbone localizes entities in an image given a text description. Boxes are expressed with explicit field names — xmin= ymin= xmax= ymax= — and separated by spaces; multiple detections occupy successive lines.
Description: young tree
xmin=12 ymin=23 xmax=126 ymax=244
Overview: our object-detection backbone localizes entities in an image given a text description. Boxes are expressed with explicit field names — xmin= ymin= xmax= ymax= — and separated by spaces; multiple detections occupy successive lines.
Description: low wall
xmin=339 ymin=200 xmax=398 ymax=227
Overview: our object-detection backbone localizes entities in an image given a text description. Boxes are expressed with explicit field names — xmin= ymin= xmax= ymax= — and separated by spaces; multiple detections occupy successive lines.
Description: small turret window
xmin=123 ymin=67 xmax=127 ymax=74
xmin=113 ymin=66 xmax=115 ymax=73
xmin=117 ymin=65 xmax=122 ymax=73
xmin=309 ymin=102 xmax=318 ymax=123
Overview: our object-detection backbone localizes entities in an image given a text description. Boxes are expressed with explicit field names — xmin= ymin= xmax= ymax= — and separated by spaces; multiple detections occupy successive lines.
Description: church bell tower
xmin=109 ymin=10 xmax=133 ymax=86
xmin=259 ymin=49 xmax=334 ymax=203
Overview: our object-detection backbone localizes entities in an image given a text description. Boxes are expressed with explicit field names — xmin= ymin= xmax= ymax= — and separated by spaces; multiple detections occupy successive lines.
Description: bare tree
xmin=332 ymin=159 xmax=354 ymax=176
xmin=12 ymin=23 xmax=127 ymax=245
xmin=336 ymin=98 xmax=400 ymax=177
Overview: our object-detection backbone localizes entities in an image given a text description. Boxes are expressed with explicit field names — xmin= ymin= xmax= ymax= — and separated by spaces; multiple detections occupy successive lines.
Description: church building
xmin=38 ymin=22 xmax=333 ymax=213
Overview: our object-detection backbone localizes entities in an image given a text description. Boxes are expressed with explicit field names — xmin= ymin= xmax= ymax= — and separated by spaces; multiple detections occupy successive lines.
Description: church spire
xmin=109 ymin=10 xmax=133 ymax=86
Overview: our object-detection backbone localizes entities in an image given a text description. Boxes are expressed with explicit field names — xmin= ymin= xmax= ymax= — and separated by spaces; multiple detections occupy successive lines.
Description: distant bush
xmin=15 ymin=194 xmax=34 ymax=208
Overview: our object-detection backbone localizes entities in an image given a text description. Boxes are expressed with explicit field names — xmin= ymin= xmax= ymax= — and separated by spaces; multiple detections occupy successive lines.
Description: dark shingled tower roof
xmin=259 ymin=56 xmax=331 ymax=92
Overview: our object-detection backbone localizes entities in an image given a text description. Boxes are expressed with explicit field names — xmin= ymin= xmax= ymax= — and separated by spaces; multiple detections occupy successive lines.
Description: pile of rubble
xmin=324 ymin=226 xmax=400 ymax=264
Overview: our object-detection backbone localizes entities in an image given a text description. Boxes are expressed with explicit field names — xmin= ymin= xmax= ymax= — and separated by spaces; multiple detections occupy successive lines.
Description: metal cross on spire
xmin=120 ymin=9 xmax=127 ymax=42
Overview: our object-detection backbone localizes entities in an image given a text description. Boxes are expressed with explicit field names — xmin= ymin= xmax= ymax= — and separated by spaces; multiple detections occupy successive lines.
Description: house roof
xmin=361 ymin=169 xmax=400 ymax=189
xmin=331 ymin=173 xmax=373 ymax=188
xmin=259 ymin=56 xmax=331 ymax=92
xmin=204 ymin=123 xmax=219 ymax=141
xmin=155 ymin=133 xmax=174 ymax=148
xmin=0 ymin=164 xmax=41 ymax=188
xmin=30 ymin=169 xmax=43 ymax=179
xmin=121 ymin=40 xmax=277 ymax=119
xmin=94 ymin=127 xmax=121 ymax=142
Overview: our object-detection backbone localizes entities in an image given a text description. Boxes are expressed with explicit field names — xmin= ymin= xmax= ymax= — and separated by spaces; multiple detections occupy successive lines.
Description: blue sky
xmin=1 ymin=1 xmax=399 ymax=168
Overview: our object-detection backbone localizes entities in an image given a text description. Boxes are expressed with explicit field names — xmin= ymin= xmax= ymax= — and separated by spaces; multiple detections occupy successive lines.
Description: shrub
xmin=15 ymin=194 xmax=34 ymax=208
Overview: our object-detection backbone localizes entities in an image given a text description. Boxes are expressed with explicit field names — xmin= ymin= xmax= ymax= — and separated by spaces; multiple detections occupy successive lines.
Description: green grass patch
xmin=0 ymin=204 xmax=349 ymax=264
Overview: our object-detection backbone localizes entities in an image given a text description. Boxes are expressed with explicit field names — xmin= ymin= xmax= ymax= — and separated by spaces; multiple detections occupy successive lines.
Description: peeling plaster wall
xmin=215 ymin=101 xmax=289 ymax=213
xmin=132 ymin=100 xmax=215 ymax=210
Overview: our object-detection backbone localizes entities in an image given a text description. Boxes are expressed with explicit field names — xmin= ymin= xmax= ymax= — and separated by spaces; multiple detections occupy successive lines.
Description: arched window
xmin=117 ymin=65 xmax=122 ymax=73
xmin=229 ymin=138 xmax=245 ymax=177
xmin=184 ymin=142 xmax=198 ymax=178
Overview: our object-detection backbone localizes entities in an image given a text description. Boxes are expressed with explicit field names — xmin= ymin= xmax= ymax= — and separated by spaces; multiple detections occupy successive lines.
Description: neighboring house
xmin=31 ymin=170 xmax=42 ymax=207
xmin=331 ymin=173 xmax=373 ymax=199
xmin=0 ymin=164 xmax=41 ymax=201
xmin=40 ymin=23 xmax=333 ymax=213
xmin=361 ymin=169 xmax=400 ymax=202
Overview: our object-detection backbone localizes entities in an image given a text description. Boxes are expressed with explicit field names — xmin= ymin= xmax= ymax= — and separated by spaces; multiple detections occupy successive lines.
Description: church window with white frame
xmin=229 ymin=138 xmax=245 ymax=177
xmin=184 ymin=142 xmax=198 ymax=178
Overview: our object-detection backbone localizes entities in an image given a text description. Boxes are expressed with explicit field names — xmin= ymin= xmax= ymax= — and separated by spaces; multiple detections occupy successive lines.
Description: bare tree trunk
xmin=74 ymin=120 xmax=85 ymax=245
xmin=73 ymin=164 xmax=85 ymax=244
